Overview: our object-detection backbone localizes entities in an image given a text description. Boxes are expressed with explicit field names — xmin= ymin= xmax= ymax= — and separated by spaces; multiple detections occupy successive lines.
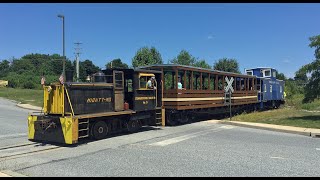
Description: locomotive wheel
xmin=91 ymin=121 xmax=108 ymax=140
xmin=127 ymin=120 xmax=139 ymax=133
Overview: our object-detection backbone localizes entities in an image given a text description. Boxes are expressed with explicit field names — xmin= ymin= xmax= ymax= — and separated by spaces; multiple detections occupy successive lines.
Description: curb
xmin=219 ymin=121 xmax=320 ymax=137
xmin=16 ymin=103 xmax=42 ymax=111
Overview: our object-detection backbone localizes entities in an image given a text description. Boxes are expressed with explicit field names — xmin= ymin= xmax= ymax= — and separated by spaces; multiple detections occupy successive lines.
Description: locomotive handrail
xmin=64 ymin=86 xmax=74 ymax=116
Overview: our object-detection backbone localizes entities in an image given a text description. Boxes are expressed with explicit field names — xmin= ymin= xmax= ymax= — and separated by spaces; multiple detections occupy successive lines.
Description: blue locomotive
xmin=245 ymin=67 xmax=285 ymax=109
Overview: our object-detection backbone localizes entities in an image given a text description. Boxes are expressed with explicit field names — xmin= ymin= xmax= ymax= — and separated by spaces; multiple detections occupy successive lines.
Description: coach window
xmin=240 ymin=78 xmax=248 ymax=91
xmin=193 ymin=72 xmax=201 ymax=90
xmin=236 ymin=77 xmax=241 ymax=91
xmin=210 ymin=74 xmax=215 ymax=90
xmin=164 ymin=70 xmax=176 ymax=90
xmin=248 ymin=78 xmax=253 ymax=91
xmin=178 ymin=70 xmax=185 ymax=89
xmin=185 ymin=71 xmax=191 ymax=90
xmin=217 ymin=75 xmax=223 ymax=90
xmin=202 ymin=73 xmax=209 ymax=90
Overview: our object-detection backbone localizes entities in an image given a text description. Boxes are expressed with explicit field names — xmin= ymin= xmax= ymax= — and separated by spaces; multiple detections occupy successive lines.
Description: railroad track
xmin=0 ymin=142 xmax=63 ymax=161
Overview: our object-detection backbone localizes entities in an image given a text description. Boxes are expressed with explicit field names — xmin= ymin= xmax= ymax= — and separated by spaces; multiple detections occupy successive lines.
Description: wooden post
xmin=184 ymin=70 xmax=186 ymax=90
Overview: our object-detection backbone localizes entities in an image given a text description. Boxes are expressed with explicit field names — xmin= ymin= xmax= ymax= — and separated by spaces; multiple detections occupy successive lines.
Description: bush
xmin=22 ymin=81 xmax=36 ymax=89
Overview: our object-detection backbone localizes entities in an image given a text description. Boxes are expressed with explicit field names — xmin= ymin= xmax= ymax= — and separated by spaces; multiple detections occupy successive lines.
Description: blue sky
xmin=1 ymin=3 xmax=319 ymax=78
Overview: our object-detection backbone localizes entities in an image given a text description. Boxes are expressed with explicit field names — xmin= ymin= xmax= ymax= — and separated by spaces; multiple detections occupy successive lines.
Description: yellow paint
xmin=163 ymin=97 xmax=224 ymax=102
xmin=162 ymin=96 xmax=257 ymax=102
xmin=43 ymin=84 xmax=64 ymax=114
xmin=60 ymin=116 xmax=74 ymax=144
xmin=161 ymin=108 xmax=165 ymax=127
xmin=27 ymin=114 xmax=37 ymax=140
xmin=139 ymin=73 xmax=155 ymax=78
xmin=135 ymin=96 xmax=156 ymax=100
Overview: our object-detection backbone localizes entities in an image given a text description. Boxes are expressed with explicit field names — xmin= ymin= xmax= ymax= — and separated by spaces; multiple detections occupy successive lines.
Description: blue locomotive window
xmin=264 ymin=84 xmax=267 ymax=92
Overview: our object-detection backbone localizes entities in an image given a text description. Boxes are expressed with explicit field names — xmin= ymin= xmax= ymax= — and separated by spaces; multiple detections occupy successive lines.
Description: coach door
xmin=113 ymin=71 xmax=124 ymax=111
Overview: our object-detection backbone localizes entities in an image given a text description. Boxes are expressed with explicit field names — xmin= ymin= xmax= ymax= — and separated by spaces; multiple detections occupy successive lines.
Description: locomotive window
xmin=264 ymin=84 xmax=267 ymax=92
xmin=270 ymin=85 xmax=272 ymax=93
xmin=280 ymin=85 xmax=282 ymax=93
xmin=139 ymin=76 xmax=147 ymax=89
xmin=210 ymin=74 xmax=215 ymax=90
xmin=264 ymin=70 xmax=271 ymax=77
xmin=115 ymin=73 xmax=123 ymax=89
xmin=126 ymin=79 xmax=133 ymax=92
xmin=273 ymin=71 xmax=276 ymax=77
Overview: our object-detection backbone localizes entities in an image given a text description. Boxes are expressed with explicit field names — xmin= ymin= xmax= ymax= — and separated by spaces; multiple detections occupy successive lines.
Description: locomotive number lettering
xmin=87 ymin=97 xmax=112 ymax=103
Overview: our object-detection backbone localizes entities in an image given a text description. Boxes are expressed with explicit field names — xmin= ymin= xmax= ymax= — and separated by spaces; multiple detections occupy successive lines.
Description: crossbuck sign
xmin=224 ymin=77 xmax=234 ymax=93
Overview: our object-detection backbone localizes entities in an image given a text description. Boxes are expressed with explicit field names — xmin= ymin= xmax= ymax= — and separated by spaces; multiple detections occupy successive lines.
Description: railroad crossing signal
xmin=224 ymin=77 xmax=234 ymax=93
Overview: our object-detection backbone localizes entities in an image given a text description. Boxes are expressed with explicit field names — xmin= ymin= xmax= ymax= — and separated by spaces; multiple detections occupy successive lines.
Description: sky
xmin=1 ymin=3 xmax=319 ymax=78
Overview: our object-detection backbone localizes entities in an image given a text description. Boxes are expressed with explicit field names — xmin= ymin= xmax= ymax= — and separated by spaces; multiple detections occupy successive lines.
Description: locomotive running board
xmin=74 ymin=110 xmax=136 ymax=119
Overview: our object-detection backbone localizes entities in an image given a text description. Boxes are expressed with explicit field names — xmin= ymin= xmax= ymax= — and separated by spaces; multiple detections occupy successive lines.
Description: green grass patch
xmin=231 ymin=107 xmax=320 ymax=129
xmin=0 ymin=87 xmax=43 ymax=107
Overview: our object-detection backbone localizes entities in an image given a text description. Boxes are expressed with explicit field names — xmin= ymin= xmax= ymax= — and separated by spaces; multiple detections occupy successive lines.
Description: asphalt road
xmin=0 ymin=98 xmax=33 ymax=147
xmin=0 ymin=98 xmax=320 ymax=177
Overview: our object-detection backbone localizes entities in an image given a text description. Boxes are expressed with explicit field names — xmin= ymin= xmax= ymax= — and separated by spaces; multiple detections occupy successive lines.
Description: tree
xmin=78 ymin=59 xmax=101 ymax=81
xmin=169 ymin=50 xmax=196 ymax=66
xmin=297 ymin=35 xmax=320 ymax=102
xmin=276 ymin=72 xmax=286 ymax=81
xmin=132 ymin=46 xmax=163 ymax=68
xmin=106 ymin=58 xmax=128 ymax=69
xmin=0 ymin=60 xmax=10 ymax=78
xmin=213 ymin=58 xmax=240 ymax=73
xmin=194 ymin=59 xmax=211 ymax=69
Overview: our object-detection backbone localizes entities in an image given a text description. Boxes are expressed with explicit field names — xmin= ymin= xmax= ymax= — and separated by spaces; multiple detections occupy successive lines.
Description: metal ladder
xmin=78 ymin=119 xmax=89 ymax=139
xmin=155 ymin=108 xmax=162 ymax=126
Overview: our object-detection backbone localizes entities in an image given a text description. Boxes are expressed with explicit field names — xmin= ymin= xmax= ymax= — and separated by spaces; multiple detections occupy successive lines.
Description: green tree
xmin=0 ymin=60 xmax=10 ymax=78
xmin=132 ymin=46 xmax=163 ymax=67
xmin=194 ymin=59 xmax=211 ymax=69
xmin=106 ymin=58 xmax=129 ymax=69
xmin=213 ymin=58 xmax=240 ymax=73
xmin=297 ymin=35 xmax=320 ymax=103
xmin=77 ymin=59 xmax=101 ymax=81
xmin=169 ymin=50 xmax=196 ymax=66
xmin=276 ymin=72 xmax=286 ymax=81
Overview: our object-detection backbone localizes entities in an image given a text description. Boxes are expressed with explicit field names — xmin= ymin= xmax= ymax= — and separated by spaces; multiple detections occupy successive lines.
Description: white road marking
xmin=149 ymin=126 xmax=232 ymax=147
xmin=316 ymin=148 xmax=320 ymax=151
xmin=270 ymin=156 xmax=286 ymax=159
xmin=0 ymin=133 xmax=26 ymax=139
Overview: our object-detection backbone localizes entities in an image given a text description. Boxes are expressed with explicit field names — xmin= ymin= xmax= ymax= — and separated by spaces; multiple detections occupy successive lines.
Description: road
xmin=0 ymin=97 xmax=320 ymax=177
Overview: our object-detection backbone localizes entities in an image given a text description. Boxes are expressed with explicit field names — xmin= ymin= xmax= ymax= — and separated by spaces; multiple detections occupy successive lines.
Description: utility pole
xmin=74 ymin=42 xmax=82 ymax=82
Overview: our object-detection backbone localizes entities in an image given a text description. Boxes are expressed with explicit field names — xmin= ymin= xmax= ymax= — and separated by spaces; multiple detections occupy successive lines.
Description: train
xmin=27 ymin=64 xmax=285 ymax=144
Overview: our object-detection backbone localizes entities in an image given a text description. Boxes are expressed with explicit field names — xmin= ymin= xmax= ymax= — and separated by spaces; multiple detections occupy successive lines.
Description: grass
xmin=0 ymin=87 xmax=43 ymax=107
xmin=230 ymin=107 xmax=320 ymax=129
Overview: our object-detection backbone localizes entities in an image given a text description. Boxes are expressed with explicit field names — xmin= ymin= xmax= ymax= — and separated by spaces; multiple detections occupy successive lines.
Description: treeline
xmin=0 ymin=47 xmax=240 ymax=90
